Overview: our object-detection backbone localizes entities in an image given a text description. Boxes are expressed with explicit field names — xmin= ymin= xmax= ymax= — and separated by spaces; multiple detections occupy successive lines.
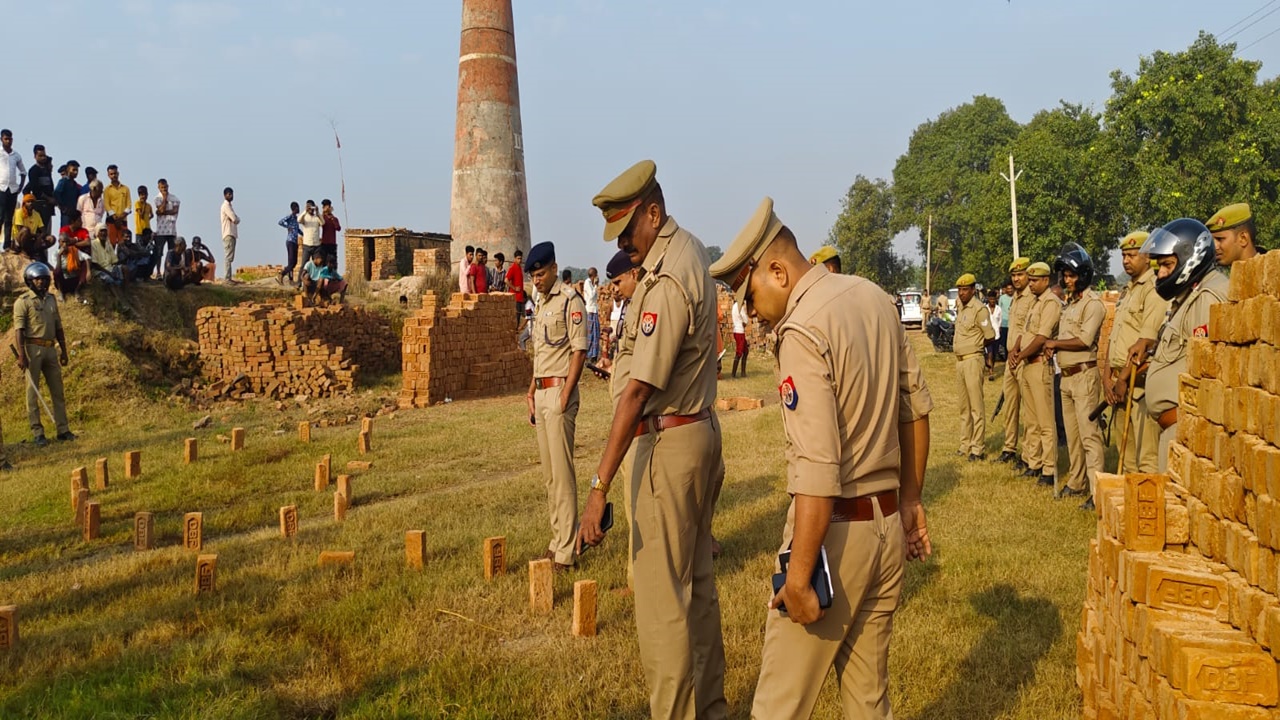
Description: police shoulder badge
xmin=641 ymin=312 xmax=658 ymax=336
xmin=779 ymin=376 xmax=798 ymax=410
xmin=1193 ymin=323 xmax=1209 ymax=338
xmin=571 ymin=310 xmax=583 ymax=325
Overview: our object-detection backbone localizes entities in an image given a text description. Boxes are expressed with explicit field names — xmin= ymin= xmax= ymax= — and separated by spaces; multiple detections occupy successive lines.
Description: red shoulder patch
xmin=1193 ymin=324 xmax=1209 ymax=338
xmin=779 ymin=376 xmax=798 ymax=410
xmin=571 ymin=310 xmax=583 ymax=325
xmin=641 ymin=312 xmax=658 ymax=336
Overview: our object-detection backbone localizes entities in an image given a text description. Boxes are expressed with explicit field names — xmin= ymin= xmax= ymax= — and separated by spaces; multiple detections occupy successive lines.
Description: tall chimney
xmin=450 ymin=0 xmax=531 ymax=266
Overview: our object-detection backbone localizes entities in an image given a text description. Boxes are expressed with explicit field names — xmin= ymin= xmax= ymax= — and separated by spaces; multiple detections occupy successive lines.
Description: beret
xmin=605 ymin=249 xmax=635 ymax=280
xmin=955 ymin=273 xmax=976 ymax=287
xmin=1008 ymin=257 xmax=1030 ymax=272
xmin=1119 ymin=230 xmax=1150 ymax=251
xmin=809 ymin=246 xmax=838 ymax=265
xmin=524 ymin=241 xmax=556 ymax=273
xmin=1206 ymin=203 xmax=1251 ymax=233
xmin=1027 ymin=262 xmax=1051 ymax=278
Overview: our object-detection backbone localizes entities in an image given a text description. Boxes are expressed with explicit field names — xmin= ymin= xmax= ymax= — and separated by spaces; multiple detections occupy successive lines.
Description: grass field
xmin=0 ymin=317 xmax=1097 ymax=719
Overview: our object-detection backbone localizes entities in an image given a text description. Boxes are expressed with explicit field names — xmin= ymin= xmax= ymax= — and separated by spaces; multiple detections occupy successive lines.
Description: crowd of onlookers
xmin=0 ymin=128 xmax=247 ymax=301
xmin=274 ymin=199 xmax=346 ymax=305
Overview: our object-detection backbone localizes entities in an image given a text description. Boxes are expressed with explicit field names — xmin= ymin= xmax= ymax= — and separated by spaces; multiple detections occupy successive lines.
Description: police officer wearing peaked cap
xmin=1011 ymin=261 xmax=1060 ymax=485
xmin=711 ymin=197 xmax=934 ymax=720
xmin=952 ymin=272 xmax=994 ymax=461
xmin=1207 ymin=202 xmax=1262 ymax=272
xmin=998 ymin=257 xmax=1033 ymax=468
xmin=523 ymin=241 xmax=588 ymax=572
xmin=577 ymin=159 xmax=728 ymax=720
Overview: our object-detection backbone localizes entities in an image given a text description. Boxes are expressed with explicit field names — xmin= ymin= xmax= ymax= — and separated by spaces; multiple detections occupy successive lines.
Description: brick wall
xmin=197 ymin=302 xmax=399 ymax=399
xmin=399 ymin=292 xmax=531 ymax=407
xmin=413 ymin=249 xmax=451 ymax=276
xmin=1079 ymin=251 xmax=1280 ymax=718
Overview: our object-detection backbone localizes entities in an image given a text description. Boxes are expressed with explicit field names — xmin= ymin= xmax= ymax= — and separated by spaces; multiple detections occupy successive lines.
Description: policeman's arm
xmin=563 ymin=349 xmax=586 ymax=411
xmin=899 ymin=415 xmax=931 ymax=560
xmin=578 ymin=378 xmax=653 ymax=549
xmin=772 ymin=494 xmax=832 ymax=624
xmin=56 ymin=325 xmax=69 ymax=364
xmin=563 ymin=296 xmax=590 ymax=411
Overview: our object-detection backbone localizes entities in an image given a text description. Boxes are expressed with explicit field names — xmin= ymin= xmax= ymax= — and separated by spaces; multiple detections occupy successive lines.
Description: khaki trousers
xmin=1122 ymin=393 xmax=1160 ymax=474
xmin=533 ymin=385 xmax=579 ymax=565
xmin=629 ymin=415 xmax=727 ymax=720
xmin=751 ymin=498 xmax=904 ymax=720
xmin=1000 ymin=363 xmax=1022 ymax=454
xmin=1021 ymin=361 xmax=1056 ymax=474
xmin=25 ymin=344 xmax=70 ymax=437
xmin=620 ymin=445 xmax=635 ymax=587
xmin=955 ymin=354 xmax=985 ymax=456
xmin=1158 ymin=424 xmax=1176 ymax=473
xmin=1060 ymin=371 xmax=1104 ymax=495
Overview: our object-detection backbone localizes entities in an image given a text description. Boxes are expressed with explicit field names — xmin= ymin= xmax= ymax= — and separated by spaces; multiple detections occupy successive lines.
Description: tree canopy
xmin=830 ymin=33 xmax=1280 ymax=290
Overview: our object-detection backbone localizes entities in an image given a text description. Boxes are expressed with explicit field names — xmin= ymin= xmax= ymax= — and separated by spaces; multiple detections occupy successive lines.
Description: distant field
xmin=0 ymin=325 xmax=1094 ymax=719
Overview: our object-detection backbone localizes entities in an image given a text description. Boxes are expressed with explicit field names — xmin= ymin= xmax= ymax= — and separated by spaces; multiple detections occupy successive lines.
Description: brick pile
xmin=413 ymin=249 xmax=451 ymax=276
xmin=1079 ymin=251 xmax=1280 ymax=719
xmin=399 ymin=292 xmax=531 ymax=407
xmin=197 ymin=302 xmax=399 ymax=399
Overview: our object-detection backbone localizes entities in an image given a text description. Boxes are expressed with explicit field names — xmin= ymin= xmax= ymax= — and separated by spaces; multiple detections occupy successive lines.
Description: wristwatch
xmin=590 ymin=474 xmax=610 ymax=495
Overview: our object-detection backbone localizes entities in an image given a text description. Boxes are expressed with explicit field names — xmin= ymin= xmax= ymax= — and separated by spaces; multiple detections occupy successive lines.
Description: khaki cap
xmin=591 ymin=159 xmax=659 ymax=241
xmin=1206 ymin=203 xmax=1251 ymax=232
xmin=1119 ymin=230 xmax=1150 ymax=251
xmin=1008 ymin=257 xmax=1030 ymax=272
xmin=1027 ymin=262 xmax=1051 ymax=278
xmin=955 ymin=273 xmax=976 ymax=287
xmin=709 ymin=197 xmax=785 ymax=304
xmin=809 ymin=246 xmax=838 ymax=265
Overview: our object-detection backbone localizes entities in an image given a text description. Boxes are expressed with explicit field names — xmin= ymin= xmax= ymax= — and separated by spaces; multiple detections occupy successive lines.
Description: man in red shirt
xmin=320 ymin=199 xmax=341 ymax=264
xmin=505 ymin=248 xmax=525 ymax=321
xmin=467 ymin=247 xmax=489 ymax=293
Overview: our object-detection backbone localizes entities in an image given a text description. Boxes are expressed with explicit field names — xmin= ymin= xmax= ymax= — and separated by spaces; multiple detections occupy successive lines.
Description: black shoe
xmin=1079 ymin=497 xmax=1096 ymax=511
xmin=57 ymin=431 xmax=77 ymax=442
xmin=1056 ymin=485 xmax=1089 ymax=500
xmin=1022 ymin=468 xmax=1040 ymax=478
xmin=1038 ymin=474 xmax=1055 ymax=486
xmin=968 ymin=454 xmax=983 ymax=462
xmin=0 ymin=460 xmax=12 ymax=471
xmin=997 ymin=451 xmax=1017 ymax=464
xmin=33 ymin=436 xmax=48 ymax=448
xmin=1014 ymin=459 xmax=1029 ymax=471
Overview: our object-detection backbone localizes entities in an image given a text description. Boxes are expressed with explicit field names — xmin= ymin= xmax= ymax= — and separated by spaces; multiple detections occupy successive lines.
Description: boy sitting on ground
xmin=317 ymin=254 xmax=347 ymax=305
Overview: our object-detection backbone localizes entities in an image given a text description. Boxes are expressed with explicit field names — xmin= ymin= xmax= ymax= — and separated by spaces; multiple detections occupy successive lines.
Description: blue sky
xmin=7 ymin=0 xmax=1279 ymax=272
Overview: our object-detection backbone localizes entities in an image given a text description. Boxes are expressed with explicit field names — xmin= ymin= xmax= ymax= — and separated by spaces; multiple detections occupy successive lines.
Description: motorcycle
xmin=925 ymin=316 xmax=954 ymax=353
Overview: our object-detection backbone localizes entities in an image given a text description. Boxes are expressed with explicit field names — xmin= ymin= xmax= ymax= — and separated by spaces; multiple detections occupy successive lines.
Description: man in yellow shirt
xmin=135 ymin=184 xmax=154 ymax=249
xmin=102 ymin=164 xmax=131 ymax=246
xmin=13 ymin=192 xmax=52 ymax=260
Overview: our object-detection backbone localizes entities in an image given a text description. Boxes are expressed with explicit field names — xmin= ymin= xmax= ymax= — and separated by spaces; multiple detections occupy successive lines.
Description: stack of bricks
xmin=197 ymin=302 xmax=399 ymax=399
xmin=715 ymin=284 xmax=769 ymax=353
xmin=412 ymin=249 xmax=451 ymax=277
xmin=1078 ymin=251 xmax=1280 ymax=719
xmin=399 ymin=292 xmax=531 ymax=407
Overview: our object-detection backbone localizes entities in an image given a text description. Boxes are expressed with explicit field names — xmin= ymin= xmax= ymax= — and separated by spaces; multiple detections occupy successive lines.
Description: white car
xmin=898 ymin=291 xmax=923 ymax=329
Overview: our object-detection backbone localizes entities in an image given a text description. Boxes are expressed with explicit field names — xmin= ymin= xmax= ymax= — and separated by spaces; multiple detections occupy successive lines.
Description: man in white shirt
xmin=985 ymin=289 xmax=1003 ymax=380
xmin=0 ymin=129 xmax=28 ymax=251
xmin=152 ymin=178 xmax=180 ymax=278
xmin=77 ymin=181 xmax=106 ymax=235
xmin=296 ymin=199 xmax=322 ymax=288
xmin=457 ymin=245 xmax=474 ymax=294
xmin=583 ymin=266 xmax=600 ymax=363
xmin=220 ymin=187 xmax=240 ymax=283
xmin=731 ymin=299 xmax=750 ymax=377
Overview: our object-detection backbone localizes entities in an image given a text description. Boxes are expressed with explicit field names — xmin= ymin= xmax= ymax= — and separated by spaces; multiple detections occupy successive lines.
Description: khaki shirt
xmin=1109 ymin=269 xmax=1167 ymax=367
xmin=775 ymin=268 xmax=933 ymax=499
xmin=953 ymin=295 xmax=994 ymax=355
xmin=1057 ymin=289 xmax=1106 ymax=366
xmin=531 ymin=279 xmax=588 ymax=378
xmin=627 ymin=217 xmax=718 ymax=416
xmin=1023 ymin=291 xmax=1062 ymax=356
xmin=1005 ymin=286 xmax=1032 ymax=352
xmin=610 ymin=300 xmax=633 ymax=408
xmin=13 ymin=289 xmax=62 ymax=342
xmin=1146 ymin=270 xmax=1229 ymax=415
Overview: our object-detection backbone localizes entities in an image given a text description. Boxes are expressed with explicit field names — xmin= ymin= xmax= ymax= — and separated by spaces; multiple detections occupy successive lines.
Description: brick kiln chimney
xmin=450 ymin=0 xmax=531 ymax=266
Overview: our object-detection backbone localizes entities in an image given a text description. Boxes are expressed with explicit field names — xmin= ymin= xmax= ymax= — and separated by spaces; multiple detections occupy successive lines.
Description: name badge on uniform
xmin=779 ymin=376 xmax=798 ymax=410
xmin=641 ymin=312 xmax=658 ymax=336
xmin=571 ymin=311 xmax=583 ymax=325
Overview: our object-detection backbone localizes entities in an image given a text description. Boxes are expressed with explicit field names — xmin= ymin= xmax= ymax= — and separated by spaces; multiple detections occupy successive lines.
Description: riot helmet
xmin=1053 ymin=242 xmax=1094 ymax=292
xmin=23 ymin=262 xmax=53 ymax=296
xmin=1140 ymin=218 xmax=1216 ymax=301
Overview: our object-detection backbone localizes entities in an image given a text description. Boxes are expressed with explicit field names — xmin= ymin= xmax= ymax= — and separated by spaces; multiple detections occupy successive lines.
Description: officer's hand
xmin=525 ymin=394 xmax=535 ymax=425
xmin=1127 ymin=339 xmax=1153 ymax=369
xmin=900 ymin=501 xmax=931 ymax=561
xmin=60 ymin=350 xmax=69 ymax=367
xmin=16 ymin=355 xmax=28 ymax=371
xmin=576 ymin=489 xmax=608 ymax=554
xmin=770 ymin=579 xmax=824 ymax=625
xmin=559 ymin=387 xmax=570 ymax=414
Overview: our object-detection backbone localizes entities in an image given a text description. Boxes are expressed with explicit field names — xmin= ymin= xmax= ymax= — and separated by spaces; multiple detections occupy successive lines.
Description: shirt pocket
xmin=1155 ymin=323 xmax=1185 ymax=363
xmin=543 ymin=308 xmax=569 ymax=347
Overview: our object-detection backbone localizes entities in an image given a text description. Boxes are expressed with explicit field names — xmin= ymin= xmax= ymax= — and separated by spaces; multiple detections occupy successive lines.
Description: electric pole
xmin=925 ymin=214 xmax=932 ymax=300
xmin=1000 ymin=154 xmax=1023 ymax=258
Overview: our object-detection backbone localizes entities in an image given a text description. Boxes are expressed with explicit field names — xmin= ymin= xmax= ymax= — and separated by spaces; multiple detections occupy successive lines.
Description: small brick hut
xmin=345 ymin=227 xmax=451 ymax=290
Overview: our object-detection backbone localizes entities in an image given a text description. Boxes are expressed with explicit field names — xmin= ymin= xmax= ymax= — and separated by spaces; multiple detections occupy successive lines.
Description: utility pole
xmin=999 ymin=154 xmax=1023 ymax=258
xmin=925 ymin=214 xmax=932 ymax=300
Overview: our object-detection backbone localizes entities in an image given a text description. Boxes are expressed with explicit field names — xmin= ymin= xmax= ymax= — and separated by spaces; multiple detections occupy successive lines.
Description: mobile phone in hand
xmin=578 ymin=502 xmax=613 ymax=557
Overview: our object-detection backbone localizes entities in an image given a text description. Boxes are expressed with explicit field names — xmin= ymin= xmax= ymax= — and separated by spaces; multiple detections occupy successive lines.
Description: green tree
xmin=1102 ymin=32 xmax=1280 ymax=243
xmin=705 ymin=245 xmax=723 ymax=264
xmin=891 ymin=95 xmax=1021 ymax=289
xmin=827 ymin=175 xmax=913 ymax=290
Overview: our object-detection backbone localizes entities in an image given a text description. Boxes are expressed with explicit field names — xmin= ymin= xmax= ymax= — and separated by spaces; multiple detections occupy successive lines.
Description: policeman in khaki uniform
xmin=809 ymin=245 xmax=842 ymax=274
xmin=1207 ymin=202 xmax=1261 ymax=272
xmin=1045 ymin=243 xmax=1106 ymax=509
xmin=707 ymin=198 xmax=933 ymax=719
xmin=1132 ymin=219 xmax=1229 ymax=472
xmin=952 ymin=273 xmax=994 ymax=461
xmin=577 ymin=160 xmax=727 ymax=720
xmin=1009 ymin=262 xmax=1059 ymax=485
xmin=524 ymin=242 xmax=589 ymax=571
xmin=1102 ymin=231 xmax=1167 ymax=474
xmin=997 ymin=258 xmax=1032 ymax=468
xmin=14 ymin=262 xmax=77 ymax=447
